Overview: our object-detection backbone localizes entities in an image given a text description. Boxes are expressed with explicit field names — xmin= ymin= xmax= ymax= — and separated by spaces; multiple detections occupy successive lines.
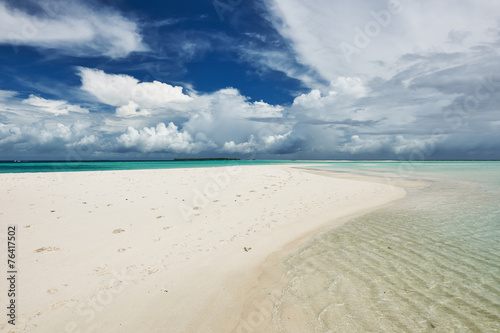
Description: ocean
xmin=0 ymin=160 xmax=307 ymax=174
xmin=261 ymin=161 xmax=500 ymax=332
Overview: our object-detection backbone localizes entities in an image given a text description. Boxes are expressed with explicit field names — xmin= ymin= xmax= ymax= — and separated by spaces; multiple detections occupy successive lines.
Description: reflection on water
xmin=267 ymin=163 xmax=500 ymax=332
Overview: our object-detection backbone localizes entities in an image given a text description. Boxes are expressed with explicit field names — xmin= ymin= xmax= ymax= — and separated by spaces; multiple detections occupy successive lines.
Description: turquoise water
xmin=262 ymin=162 xmax=500 ymax=332
xmin=0 ymin=160 xmax=313 ymax=173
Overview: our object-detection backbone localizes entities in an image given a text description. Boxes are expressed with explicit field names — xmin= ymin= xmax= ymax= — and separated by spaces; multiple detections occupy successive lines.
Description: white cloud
xmin=263 ymin=131 xmax=292 ymax=146
xmin=0 ymin=1 xmax=146 ymax=58
xmin=256 ymin=0 xmax=500 ymax=159
xmin=78 ymin=68 xmax=192 ymax=117
xmin=290 ymin=79 xmax=374 ymax=126
xmin=116 ymin=101 xmax=149 ymax=118
xmin=1 ymin=77 xmax=298 ymax=158
xmin=250 ymin=101 xmax=285 ymax=118
xmin=340 ymin=135 xmax=386 ymax=155
xmin=340 ymin=134 xmax=448 ymax=157
xmin=0 ymin=90 xmax=17 ymax=101
xmin=73 ymin=134 xmax=98 ymax=147
xmin=222 ymin=136 xmax=257 ymax=154
xmin=292 ymin=77 xmax=367 ymax=109
xmin=265 ymin=0 xmax=500 ymax=83
xmin=116 ymin=122 xmax=211 ymax=154
xmin=292 ymin=89 xmax=324 ymax=108
xmin=22 ymin=95 xmax=89 ymax=115
xmin=221 ymin=131 xmax=294 ymax=154
xmin=2 ymin=44 xmax=498 ymax=161
xmin=0 ymin=121 xmax=98 ymax=154
xmin=181 ymin=88 xmax=292 ymax=152
xmin=78 ymin=68 xmax=139 ymax=106
xmin=332 ymin=77 xmax=367 ymax=97
xmin=131 ymin=80 xmax=193 ymax=108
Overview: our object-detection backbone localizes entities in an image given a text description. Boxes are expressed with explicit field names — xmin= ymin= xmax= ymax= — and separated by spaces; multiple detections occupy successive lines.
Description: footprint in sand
xmin=112 ymin=229 xmax=125 ymax=234
xmin=34 ymin=247 xmax=60 ymax=253
xmin=47 ymin=289 xmax=58 ymax=294
xmin=117 ymin=247 xmax=131 ymax=253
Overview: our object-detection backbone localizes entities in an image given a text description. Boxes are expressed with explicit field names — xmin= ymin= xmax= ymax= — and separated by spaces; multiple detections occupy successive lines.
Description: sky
xmin=0 ymin=0 xmax=499 ymax=161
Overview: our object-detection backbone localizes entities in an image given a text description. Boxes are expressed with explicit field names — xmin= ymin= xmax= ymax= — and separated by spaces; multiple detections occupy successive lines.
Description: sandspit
xmin=0 ymin=165 xmax=405 ymax=332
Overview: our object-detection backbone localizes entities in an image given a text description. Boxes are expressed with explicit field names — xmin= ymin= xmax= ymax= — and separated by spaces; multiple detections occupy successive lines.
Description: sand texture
xmin=0 ymin=165 xmax=404 ymax=332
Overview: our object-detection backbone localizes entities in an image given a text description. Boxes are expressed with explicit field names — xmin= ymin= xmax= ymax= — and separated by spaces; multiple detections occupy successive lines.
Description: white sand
xmin=0 ymin=165 xmax=405 ymax=332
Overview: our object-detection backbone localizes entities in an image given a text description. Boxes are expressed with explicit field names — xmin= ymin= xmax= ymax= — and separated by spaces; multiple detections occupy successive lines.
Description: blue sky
xmin=0 ymin=0 xmax=499 ymax=160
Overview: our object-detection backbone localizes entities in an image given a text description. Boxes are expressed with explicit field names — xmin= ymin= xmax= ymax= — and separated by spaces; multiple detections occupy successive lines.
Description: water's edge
xmin=233 ymin=163 xmax=500 ymax=332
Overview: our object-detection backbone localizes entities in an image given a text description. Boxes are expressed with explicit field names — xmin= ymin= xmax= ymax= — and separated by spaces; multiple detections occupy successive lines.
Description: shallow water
xmin=267 ymin=162 xmax=500 ymax=332
xmin=0 ymin=160 xmax=318 ymax=173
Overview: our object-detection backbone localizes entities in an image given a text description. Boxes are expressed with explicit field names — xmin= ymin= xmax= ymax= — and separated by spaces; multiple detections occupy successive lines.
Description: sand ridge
xmin=0 ymin=165 xmax=405 ymax=332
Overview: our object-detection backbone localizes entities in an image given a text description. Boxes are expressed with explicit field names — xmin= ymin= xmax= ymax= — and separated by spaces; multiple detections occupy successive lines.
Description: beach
xmin=0 ymin=164 xmax=404 ymax=332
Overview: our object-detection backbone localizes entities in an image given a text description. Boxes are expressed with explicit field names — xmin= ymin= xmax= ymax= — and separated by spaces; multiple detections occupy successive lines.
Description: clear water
xmin=0 ymin=159 xmax=316 ymax=174
xmin=260 ymin=162 xmax=500 ymax=332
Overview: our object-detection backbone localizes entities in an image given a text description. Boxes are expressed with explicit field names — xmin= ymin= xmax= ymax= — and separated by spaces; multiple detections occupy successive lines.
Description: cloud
xmin=332 ymin=77 xmax=368 ymax=98
xmin=221 ymin=137 xmax=257 ymax=154
xmin=254 ymin=0 xmax=500 ymax=160
xmin=78 ymin=67 xmax=192 ymax=117
xmin=340 ymin=134 xmax=446 ymax=157
xmin=22 ymin=94 xmax=89 ymax=115
xmin=265 ymin=0 xmax=500 ymax=83
xmin=0 ymin=121 xmax=99 ymax=155
xmin=221 ymin=131 xmax=295 ymax=154
xmin=0 ymin=90 xmax=17 ymax=101
xmin=0 ymin=0 xmax=146 ymax=58
xmin=116 ymin=122 xmax=212 ymax=154
xmin=116 ymin=101 xmax=149 ymax=118
xmin=2 ymin=43 xmax=499 ymax=163
xmin=181 ymin=88 xmax=292 ymax=152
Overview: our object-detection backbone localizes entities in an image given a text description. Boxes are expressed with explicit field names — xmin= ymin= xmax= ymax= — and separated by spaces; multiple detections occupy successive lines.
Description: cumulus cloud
xmin=222 ymin=136 xmax=257 ymax=154
xmin=0 ymin=121 xmax=100 ymax=155
xmin=22 ymin=95 xmax=89 ymax=115
xmin=116 ymin=101 xmax=149 ymax=118
xmin=254 ymin=0 xmax=500 ymax=159
xmin=78 ymin=67 xmax=192 ymax=117
xmin=221 ymin=131 xmax=294 ymax=154
xmin=3 ymin=41 xmax=499 ymax=163
xmin=338 ymin=133 xmax=450 ymax=160
xmin=116 ymin=122 xmax=212 ymax=154
xmin=0 ymin=0 xmax=146 ymax=58
xmin=1 ymin=69 xmax=300 ymax=158
xmin=332 ymin=77 xmax=368 ymax=97
xmin=181 ymin=88 xmax=293 ymax=153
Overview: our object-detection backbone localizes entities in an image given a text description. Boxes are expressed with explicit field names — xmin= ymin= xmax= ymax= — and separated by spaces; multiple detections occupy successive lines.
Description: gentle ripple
xmin=265 ymin=163 xmax=500 ymax=332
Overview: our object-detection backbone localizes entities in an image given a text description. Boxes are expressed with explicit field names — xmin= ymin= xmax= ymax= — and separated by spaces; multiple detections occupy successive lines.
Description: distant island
xmin=173 ymin=158 xmax=241 ymax=161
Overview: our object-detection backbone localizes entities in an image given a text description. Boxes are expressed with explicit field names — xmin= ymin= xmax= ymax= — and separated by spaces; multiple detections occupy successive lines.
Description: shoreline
xmin=0 ymin=165 xmax=405 ymax=332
